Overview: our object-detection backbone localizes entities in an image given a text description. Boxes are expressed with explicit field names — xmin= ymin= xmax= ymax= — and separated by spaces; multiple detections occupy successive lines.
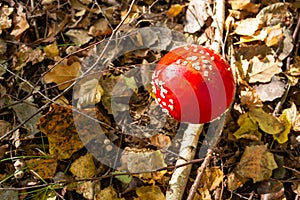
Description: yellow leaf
xmin=136 ymin=186 xmax=165 ymax=200
xmin=26 ymin=157 xmax=58 ymax=179
xmin=94 ymin=186 xmax=125 ymax=200
xmin=44 ymin=58 xmax=81 ymax=90
xmin=249 ymin=108 xmax=285 ymax=135
xmin=233 ymin=113 xmax=261 ymax=141
xmin=273 ymin=108 xmax=292 ymax=144
xmin=166 ymin=4 xmax=183 ymax=17
xmin=43 ymin=43 xmax=59 ymax=58
xmin=70 ymin=153 xmax=96 ymax=179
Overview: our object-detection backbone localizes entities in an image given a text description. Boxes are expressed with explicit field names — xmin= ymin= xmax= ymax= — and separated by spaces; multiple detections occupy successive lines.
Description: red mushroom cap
xmin=152 ymin=44 xmax=235 ymax=124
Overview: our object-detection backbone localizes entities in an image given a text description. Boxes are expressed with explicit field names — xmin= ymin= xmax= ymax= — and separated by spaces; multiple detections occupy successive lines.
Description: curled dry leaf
xmin=248 ymin=55 xmax=282 ymax=83
xmin=235 ymin=144 xmax=278 ymax=183
xmin=240 ymin=88 xmax=263 ymax=109
xmin=10 ymin=4 xmax=29 ymax=40
xmin=43 ymin=58 xmax=81 ymax=90
xmin=0 ymin=4 xmax=14 ymax=35
xmin=254 ymin=77 xmax=286 ymax=102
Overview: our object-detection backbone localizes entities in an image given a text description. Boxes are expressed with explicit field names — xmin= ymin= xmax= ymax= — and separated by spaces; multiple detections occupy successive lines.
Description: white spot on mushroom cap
xmin=203 ymin=71 xmax=209 ymax=77
xmin=168 ymin=104 xmax=174 ymax=110
xmin=176 ymin=59 xmax=181 ymax=65
xmin=162 ymin=101 xmax=167 ymax=106
xmin=169 ymin=99 xmax=174 ymax=104
xmin=186 ymin=56 xmax=198 ymax=61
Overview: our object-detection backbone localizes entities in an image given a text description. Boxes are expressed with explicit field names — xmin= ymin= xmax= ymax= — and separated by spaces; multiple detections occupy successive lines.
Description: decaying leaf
xmin=184 ymin=0 xmax=210 ymax=33
xmin=65 ymin=29 xmax=92 ymax=45
xmin=12 ymin=100 xmax=42 ymax=137
xmin=248 ymin=55 xmax=282 ymax=83
xmin=88 ymin=18 xmax=112 ymax=37
xmin=234 ymin=18 xmax=263 ymax=36
xmin=73 ymin=78 xmax=104 ymax=109
xmin=10 ymin=5 xmax=29 ymax=40
xmin=37 ymin=104 xmax=85 ymax=160
xmin=135 ymin=185 xmax=165 ymax=200
xmin=235 ymin=144 xmax=278 ymax=183
xmin=94 ymin=185 xmax=125 ymax=200
xmin=249 ymin=108 xmax=285 ymax=135
xmin=197 ymin=167 xmax=223 ymax=199
xmin=0 ymin=4 xmax=14 ymax=35
xmin=70 ymin=153 xmax=96 ymax=179
xmin=43 ymin=43 xmax=60 ymax=58
xmin=254 ymin=77 xmax=286 ymax=102
xmin=258 ymin=180 xmax=285 ymax=200
xmin=233 ymin=113 xmax=261 ymax=141
xmin=44 ymin=58 xmax=81 ymax=90
xmin=228 ymin=0 xmax=261 ymax=13
xmin=240 ymin=88 xmax=263 ymax=109
xmin=12 ymin=45 xmax=45 ymax=70
xmin=273 ymin=107 xmax=292 ymax=144
xmin=149 ymin=133 xmax=171 ymax=149
xmin=166 ymin=4 xmax=183 ymax=17
xmin=26 ymin=157 xmax=58 ymax=179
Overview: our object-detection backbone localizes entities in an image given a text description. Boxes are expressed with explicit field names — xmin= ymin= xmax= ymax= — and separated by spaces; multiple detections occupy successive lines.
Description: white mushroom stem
xmin=165 ymin=123 xmax=203 ymax=200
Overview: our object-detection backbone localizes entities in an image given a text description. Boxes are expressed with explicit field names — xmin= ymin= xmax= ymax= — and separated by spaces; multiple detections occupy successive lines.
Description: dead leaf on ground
xmin=166 ymin=4 xmax=183 ymax=17
xmin=135 ymin=185 xmax=165 ymax=200
xmin=94 ymin=185 xmax=125 ymax=200
xmin=254 ymin=77 xmax=286 ymax=102
xmin=233 ymin=112 xmax=261 ymax=141
xmin=43 ymin=58 xmax=81 ymax=90
xmin=249 ymin=107 xmax=285 ymax=135
xmin=10 ymin=4 xmax=29 ymax=40
xmin=235 ymin=144 xmax=278 ymax=183
xmin=12 ymin=45 xmax=45 ymax=70
xmin=248 ymin=55 xmax=282 ymax=83
xmin=26 ymin=157 xmax=58 ymax=179
xmin=0 ymin=4 xmax=14 ymax=35
xmin=70 ymin=153 xmax=96 ymax=179
xmin=65 ymin=29 xmax=92 ymax=45
xmin=37 ymin=104 xmax=85 ymax=160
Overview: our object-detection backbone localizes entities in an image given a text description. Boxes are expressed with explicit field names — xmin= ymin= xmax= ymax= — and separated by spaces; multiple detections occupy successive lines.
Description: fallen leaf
xmin=265 ymin=24 xmax=283 ymax=47
xmin=249 ymin=107 xmax=285 ymax=135
xmin=12 ymin=99 xmax=42 ymax=137
xmin=233 ymin=113 xmax=261 ymax=141
xmin=240 ymin=87 xmax=263 ymax=109
xmin=12 ymin=45 xmax=45 ymax=70
xmin=229 ymin=0 xmax=261 ymax=13
xmin=248 ymin=55 xmax=282 ymax=83
xmin=70 ymin=153 xmax=96 ymax=179
xmin=65 ymin=29 xmax=92 ymax=45
xmin=0 ymin=4 xmax=14 ymax=35
xmin=10 ymin=5 xmax=29 ymax=40
xmin=26 ymin=157 xmax=58 ymax=179
xmin=37 ymin=104 xmax=85 ymax=160
xmin=135 ymin=186 xmax=165 ymax=200
xmin=258 ymin=180 xmax=285 ymax=200
xmin=0 ymin=120 xmax=11 ymax=138
xmin=166 ymin=4 xmax=183 ymax=17
xmin=88 ymin=18 xmax=112 ymax=37
xmin=73 ymin=78 xmax=103 ymax=109
xmin=254 ymin=77 xmax=286 ymax=102
xmin=235 ymin=144 xmax=278 ymax=183
xmin=43 ymin=58 xmax=81 ymax=90
xmin=149 ymin=133 xmax=171 ymax=149
xmin=94 ymin=186 xmax=125 ymax=200
xmin=43 ymin=43 xmax=60 ymax=58
xmin=184 ymin=0 xmax=210 ymax=33
xmin=113 ymin=171 xmax=133 ymax=184
xmin=234 ymin=18 xmax=263 ymax=36
xmin=273 ymin=108 xmax=292 ymax=144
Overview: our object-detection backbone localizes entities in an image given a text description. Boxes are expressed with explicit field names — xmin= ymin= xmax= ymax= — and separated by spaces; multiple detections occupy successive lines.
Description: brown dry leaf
xmin=26 ymin=157 xmax=58 ymax=179
xmin=229 ymin=0 xmax=261 ymax=13
xmin=166 ymin=4 xmax=183 ymax=17
xmin=184 ymin=0 xmax=210 ymax=33
xmin=0 ymin=4 xmax=14 ymax=35
xmin=135 ymin=186 xmax=165 ymax=200
xmin=248 ymin=55 xmax=282 ymax=83
xmin=12 ymin=45 xmax=45 ymax=70
xmin=73 ymin=78 xmax=104 ymax=109
xmin=249 ymin=107 xmax=285 ymax=135
xmin=65 ymin=29 xmax=92 ymax=45
xmin=43 ymin=58 xmax=81 ymax=90
xmin=240 ymin=88 xmax=263 ymax=109
xmin=10 ymin=5 xmax=29 ymax=40
xmin=234 ymin=18 xmax=263 ymax=36
xmin=37 ymin=104 xmax=85 ymax=160
xmin=70 ymin=153 xmax=96 ymax=179
xmin=94 ymin=185 xmax=125 ymax=200
xmin=238 ymin=29 xmax=267 ymax=44
xmin=88 ymin=18 xmax=112 ymax=37
xmin=265 ymin=24 xmax=283 ymax=47
xmin=235 ymin=144 xmax=278 ymax=183
xmin=227 ymin=172 xmax=249 ymax=191
xmin=233 ymin=113 xmax=262 ymax=141
xmin=149 ymin=133 xmax=171 ymax=149
xmin=121 ymin=4 xmax=140 ymax=24
xmin=43 ymin=43 xmax=60 ymax=58
xmin=0 ymin=120 xmax=11 ymax=138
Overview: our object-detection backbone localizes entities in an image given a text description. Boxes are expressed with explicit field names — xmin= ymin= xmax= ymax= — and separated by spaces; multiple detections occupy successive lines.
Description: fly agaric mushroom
xmin=152 ymin=44 xmax=235 ymax=124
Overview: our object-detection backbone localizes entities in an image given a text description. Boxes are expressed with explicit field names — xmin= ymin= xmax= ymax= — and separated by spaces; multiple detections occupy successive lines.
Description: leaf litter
xmin=0 ymin=0 xmax=299 ymax=199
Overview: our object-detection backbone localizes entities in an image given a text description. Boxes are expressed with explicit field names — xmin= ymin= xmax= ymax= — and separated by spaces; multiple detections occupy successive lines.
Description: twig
xmin=186 ymin=149 xmax=213 ymax=200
